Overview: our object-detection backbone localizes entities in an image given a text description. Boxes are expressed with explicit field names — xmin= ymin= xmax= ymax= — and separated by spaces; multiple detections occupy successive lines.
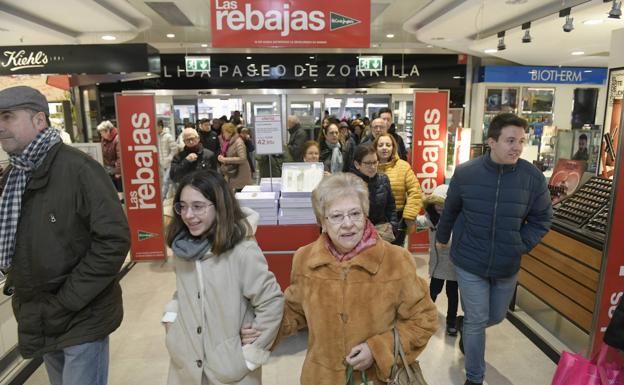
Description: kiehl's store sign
xmin=211 ymin=0 xmax=370 ymax=48
xmin=0 ymin=44 xmax=159 ymax=75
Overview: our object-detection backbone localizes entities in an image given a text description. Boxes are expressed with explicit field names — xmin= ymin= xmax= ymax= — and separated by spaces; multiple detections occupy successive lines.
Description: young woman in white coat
xmin=163 ymin=170 xmax=284 ymax=385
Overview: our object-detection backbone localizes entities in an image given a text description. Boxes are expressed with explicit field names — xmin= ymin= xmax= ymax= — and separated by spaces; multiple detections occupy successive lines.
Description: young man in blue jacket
xmin=436 ymin=113 xmax=552 ymax=385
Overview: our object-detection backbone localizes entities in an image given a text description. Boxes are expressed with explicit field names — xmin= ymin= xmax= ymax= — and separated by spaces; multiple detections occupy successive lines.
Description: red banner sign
xmin=409 ymin=90 xmax=449 ymax=252
xmin=115 ymin=94 xmax=166 ymax=261
xmin=211 ymin=0 xmax=370 ymax=48
xmin=591 ymin=114 xmax=624 ymax=357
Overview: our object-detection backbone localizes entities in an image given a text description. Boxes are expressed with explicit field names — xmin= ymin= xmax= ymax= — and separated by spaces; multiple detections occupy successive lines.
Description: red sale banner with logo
xmin=211 ymin=0 xmax=370 ymax=48
xmin=409 ymin=91 xmax=449 ymax=252
xmin=115 ymin=94 xmax=166 ymax=261
xmin=591 ymin=112 xmax=624 ymax=359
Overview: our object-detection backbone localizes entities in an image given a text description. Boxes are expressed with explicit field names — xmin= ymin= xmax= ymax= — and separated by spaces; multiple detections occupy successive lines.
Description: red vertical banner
xmin=591 ymin=107 xmax=624 ymax=357
xmin=115 ymin=94 xmax=166 ymax=261
xmin=409 ymin=91 xmax=449 ymax=252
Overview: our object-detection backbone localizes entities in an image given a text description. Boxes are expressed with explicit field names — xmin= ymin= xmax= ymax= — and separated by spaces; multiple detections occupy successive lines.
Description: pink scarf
xmin=325 ymin=220 xmax=378 ymax=262
xmin=220 ymin=135 xmax=231 ymax=156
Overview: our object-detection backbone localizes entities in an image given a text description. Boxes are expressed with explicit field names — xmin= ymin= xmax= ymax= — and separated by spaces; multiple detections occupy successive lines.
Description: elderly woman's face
xmin=99 ymin=129 xmax=111 ymax=141
xmin=323 ymin=195 xmax=365 ymax=254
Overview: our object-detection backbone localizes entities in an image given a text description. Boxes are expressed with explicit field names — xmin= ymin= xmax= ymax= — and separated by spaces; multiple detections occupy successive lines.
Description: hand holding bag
xmin=375 ymin=222 xmax=396 ymax=243
xmin=346 ymin=365 xmax=370 ymax=385
xmin=551 ymin=343 xmax=622 ymax=385
xmin=387 ymin=328 xmax=428 ymax=385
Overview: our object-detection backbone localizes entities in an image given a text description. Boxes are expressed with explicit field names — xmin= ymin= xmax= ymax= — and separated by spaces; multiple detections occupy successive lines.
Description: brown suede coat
xmin=280 ymin=235 xmax=438 ymax=385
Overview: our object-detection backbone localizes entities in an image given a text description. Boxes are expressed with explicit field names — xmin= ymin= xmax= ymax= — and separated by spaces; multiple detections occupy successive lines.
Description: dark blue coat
xmin=436 ymin=154 xmax=552 ymax=278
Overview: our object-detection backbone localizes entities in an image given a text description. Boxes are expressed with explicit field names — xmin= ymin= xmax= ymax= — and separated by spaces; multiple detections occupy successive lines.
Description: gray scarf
xmin=325 ymin=140 xmax=343 ymax=174
xmin=171 ymin=230 xmax=213 ymax=260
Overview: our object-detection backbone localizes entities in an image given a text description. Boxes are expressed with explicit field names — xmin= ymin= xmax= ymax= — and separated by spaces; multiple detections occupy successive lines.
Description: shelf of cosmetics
xmin=551 ymin=177 xmax=612 ymax=244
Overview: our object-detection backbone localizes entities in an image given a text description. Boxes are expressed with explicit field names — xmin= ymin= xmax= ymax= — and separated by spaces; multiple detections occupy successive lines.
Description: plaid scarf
xmin=0 ymin=128 xmax=61 ymax=268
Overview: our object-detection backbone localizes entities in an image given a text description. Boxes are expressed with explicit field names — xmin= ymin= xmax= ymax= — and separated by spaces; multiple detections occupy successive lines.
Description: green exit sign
xmin=185 ymin=56 xmax=211 ymax=72
xmin=359 ymin=56 xmax=383 ymax=71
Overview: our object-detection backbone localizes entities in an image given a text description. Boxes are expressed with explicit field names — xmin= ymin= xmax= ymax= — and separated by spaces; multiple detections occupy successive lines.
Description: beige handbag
xmin=375 ymin=222 xmax=396 ymax=243
xmin=387 ymin=328 xmax=428 ymax=385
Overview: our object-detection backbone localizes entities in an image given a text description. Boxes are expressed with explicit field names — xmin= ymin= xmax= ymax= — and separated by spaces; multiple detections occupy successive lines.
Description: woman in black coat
xmin=349 ymin=143 xmax=399 ymax=242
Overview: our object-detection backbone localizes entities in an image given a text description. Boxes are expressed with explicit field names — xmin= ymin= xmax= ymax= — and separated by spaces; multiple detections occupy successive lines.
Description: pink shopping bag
xmin=552 ymin=344 xmax=622 ymax=385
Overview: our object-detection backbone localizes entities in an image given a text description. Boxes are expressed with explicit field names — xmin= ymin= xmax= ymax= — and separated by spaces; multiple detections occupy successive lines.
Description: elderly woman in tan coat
xmin=218 ymin=123 xmax=253 ymax=191
xmin=243 ymin=173 xmax=438 ymax=384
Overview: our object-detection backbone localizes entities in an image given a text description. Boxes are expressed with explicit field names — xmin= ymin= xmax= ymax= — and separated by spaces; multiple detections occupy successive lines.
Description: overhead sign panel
xmin=211 ymin=0 xmax=370 ymax=48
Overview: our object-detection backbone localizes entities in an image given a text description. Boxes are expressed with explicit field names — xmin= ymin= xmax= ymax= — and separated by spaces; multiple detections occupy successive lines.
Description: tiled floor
xmin=25 ymin=253 xmax=556 ymax=385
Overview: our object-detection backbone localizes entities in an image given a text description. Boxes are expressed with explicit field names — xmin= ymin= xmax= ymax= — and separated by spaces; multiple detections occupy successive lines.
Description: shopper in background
xmin=157 ymin=119 xmax=178 ymax=201
xmin=238 ymin=127 xmax=255 ymax=175
xmin=286 ymin=115 xmax=307 ymax=162
xmin=350 ymin=119 xmax=364 ymax=144
xmin=96 ymin=120 xmax=123 ymax=192
xmin=436 ymin=113 xmax=552 ymax=385
xmin=350 ymin=144 xmax=398 ymax=243
xmin=375 ymin=133 xmax=423 ymax=247
xmin=0 ymin=86 xmax=130 ymax=385
xmin=170 ymin=127 xmax=216 ymax=184
xmin=198 ymin=118 xmax=220 ymax=156
xmin=302 ymin=140 xmax=321 ymax=163
xmin=415 ymin=184 xmax=459 ymax=337
xmin=242 ymin=173 xmax=437 ymax=384
xmin=339 ymin=121 xmax=356 ymax=171
xmin=319 ymin=122 xmax=347 ymax=174
xmin=218 ymin=122 xmax=252 ymax=191
xmin=163 ymin=170 xmax=283 ymax=385
xmin=359 ymin=117 xmax=387 ymax=145
xmin=378 ymin=107 xmax=407 ymax=161
xmin=211 ymin=117 xmax=224 ymax=137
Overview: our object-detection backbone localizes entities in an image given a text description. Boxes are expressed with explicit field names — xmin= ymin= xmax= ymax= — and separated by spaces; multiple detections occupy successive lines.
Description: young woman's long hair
xmin=166 ymin=170 xmax=251 ymax=255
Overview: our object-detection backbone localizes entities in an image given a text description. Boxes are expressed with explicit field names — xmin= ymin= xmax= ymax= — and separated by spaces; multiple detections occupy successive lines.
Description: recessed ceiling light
xmin=380 ymin=81 xmax=386 ymax=84
xmin=201 ymin=43 xmax=208 ymax=47
xmin=309 ymin=56 xmax=314 ymax=59
xmin=146 ymin=73 xmax=152 ymax=76
xmin=484 ymin=49 xmax=498 ymax=53
xmin=246 ymin=56 xmax=252 ymax=59
xmin=426 ymin=44 xmax=434 ymax=48
xmin=240 ymin=80 xmax=245 ymax=83
xmin=453 ymin=76 xmax=464 ymax=79
xmin=583 ymin=19 xmax=604 ymax=25
xmin=166 ymin=33 xmax=175 ymax=38
xmin=101 ymin=35 xmax=116 ymax=41
xmin=386 ymin=33 xmax=395 ymax=38
xmin=571 ymin=51 xmax=585 ymax=55
xmin=371 ymin=43 xmax=380 ymax=47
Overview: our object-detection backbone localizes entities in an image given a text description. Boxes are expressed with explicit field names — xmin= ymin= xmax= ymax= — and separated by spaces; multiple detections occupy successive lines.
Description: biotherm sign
xmin=211 ymin=0 xmax=370 ymax=48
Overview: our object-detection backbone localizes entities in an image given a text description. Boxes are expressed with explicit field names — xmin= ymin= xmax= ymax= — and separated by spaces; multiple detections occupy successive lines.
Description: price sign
xmin=254 ymin=114 xmax=283 ymax=155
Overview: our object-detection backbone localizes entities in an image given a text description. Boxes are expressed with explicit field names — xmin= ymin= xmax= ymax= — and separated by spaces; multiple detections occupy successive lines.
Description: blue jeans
xmin=455 ymin=265 xmax=518 ymax=383
xmin=43 ymin=337 xmax=109 ymax=385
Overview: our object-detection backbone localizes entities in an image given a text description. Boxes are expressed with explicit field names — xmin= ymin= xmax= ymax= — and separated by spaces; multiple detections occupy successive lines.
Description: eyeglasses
xmin=325 ymin=210 xmax=364 ymax=225
xmin=361 ymin=160 xmax=378 ymax=167
xmin=173 ymin=202 xmax=214 ymax=216
xmin=183 ymin=137 xmax=199 ymax=143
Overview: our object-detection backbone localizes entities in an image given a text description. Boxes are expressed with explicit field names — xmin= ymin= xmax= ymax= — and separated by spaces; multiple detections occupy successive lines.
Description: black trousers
xmin=430 ymin=278 xmax=459 ymax=326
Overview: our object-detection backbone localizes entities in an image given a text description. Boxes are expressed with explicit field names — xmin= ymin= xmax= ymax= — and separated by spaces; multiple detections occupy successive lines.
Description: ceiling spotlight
xmin=521 ymin=22 xmax=531 ymax=43
xmin=484 ymin=48 xmax=498 ymax=53
xmin=560 ymin=8 xmax=574 ymax=32
xmin=497 ymin=31 xmax=506 ymax=51
xmin=101 ymin=35 xmax=116 ymax=41
xmin=386 ymin=33 xmax=395 ymax=38
xmin=563 ymin=16 xmax=574 ymax=32
xmin=201 ymin=43 xmax=208 ymax=47
xmin=166 ymin=33 xmax=175 ymax=38
xmin=609 ymin=1 xmax=622 ymax=19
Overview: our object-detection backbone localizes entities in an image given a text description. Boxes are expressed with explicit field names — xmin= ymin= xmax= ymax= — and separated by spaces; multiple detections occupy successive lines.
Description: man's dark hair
xmin=353 ymin=143 xmax=377 ymax=163
xmin=200 ymin=118 xmax=210 ymax=125
xmin=487 ymin=113 xmax=528 ymax=141
xmin=579 ymin=134 xmax=588 ymax=141
xmin=378 ymin=107 xmax=393 ymax=117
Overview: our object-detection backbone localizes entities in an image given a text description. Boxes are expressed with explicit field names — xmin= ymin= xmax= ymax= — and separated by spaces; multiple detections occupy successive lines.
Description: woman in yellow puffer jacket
xmin=374 ymin=133 xmax=423 ymax=246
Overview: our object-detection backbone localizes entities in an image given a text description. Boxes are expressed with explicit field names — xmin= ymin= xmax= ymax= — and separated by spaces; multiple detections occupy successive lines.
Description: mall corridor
xmin=23 ymin=253 xmax=557 ymax=385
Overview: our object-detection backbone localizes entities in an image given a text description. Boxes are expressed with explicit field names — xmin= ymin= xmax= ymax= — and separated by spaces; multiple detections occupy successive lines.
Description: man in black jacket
xmin=0 ymin=86 xmax=131 ymax=384
xmin=170 ymin=127 xmax=217 ymax=183
xmin=378 ymin=107 xmax=408 ymax=160
xmin=198 ymin=118 xmax=220 ymax=155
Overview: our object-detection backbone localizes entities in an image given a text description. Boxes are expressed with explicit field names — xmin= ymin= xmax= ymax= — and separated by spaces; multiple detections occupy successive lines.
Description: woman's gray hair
xmin=311 ymin=172 xmax=369 ymax=225
xmin=96 ymin=120 xmax=114 ymax=132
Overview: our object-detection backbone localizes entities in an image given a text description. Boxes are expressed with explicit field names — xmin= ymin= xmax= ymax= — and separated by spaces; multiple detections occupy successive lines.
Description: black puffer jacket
xmin=5 ymin=143 xmax=130 ymax=358
xmin=169 ymin=145 xmax=217 ymax=183
xmin=350 ymin=168 xmax=399 ymax=235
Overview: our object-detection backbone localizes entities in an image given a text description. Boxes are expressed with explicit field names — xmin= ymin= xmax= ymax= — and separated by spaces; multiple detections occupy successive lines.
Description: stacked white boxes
xmin=235 ymin=191 xmax=279 ymax=225
xmin=278 ymin=163 xmax=324 ymax=225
